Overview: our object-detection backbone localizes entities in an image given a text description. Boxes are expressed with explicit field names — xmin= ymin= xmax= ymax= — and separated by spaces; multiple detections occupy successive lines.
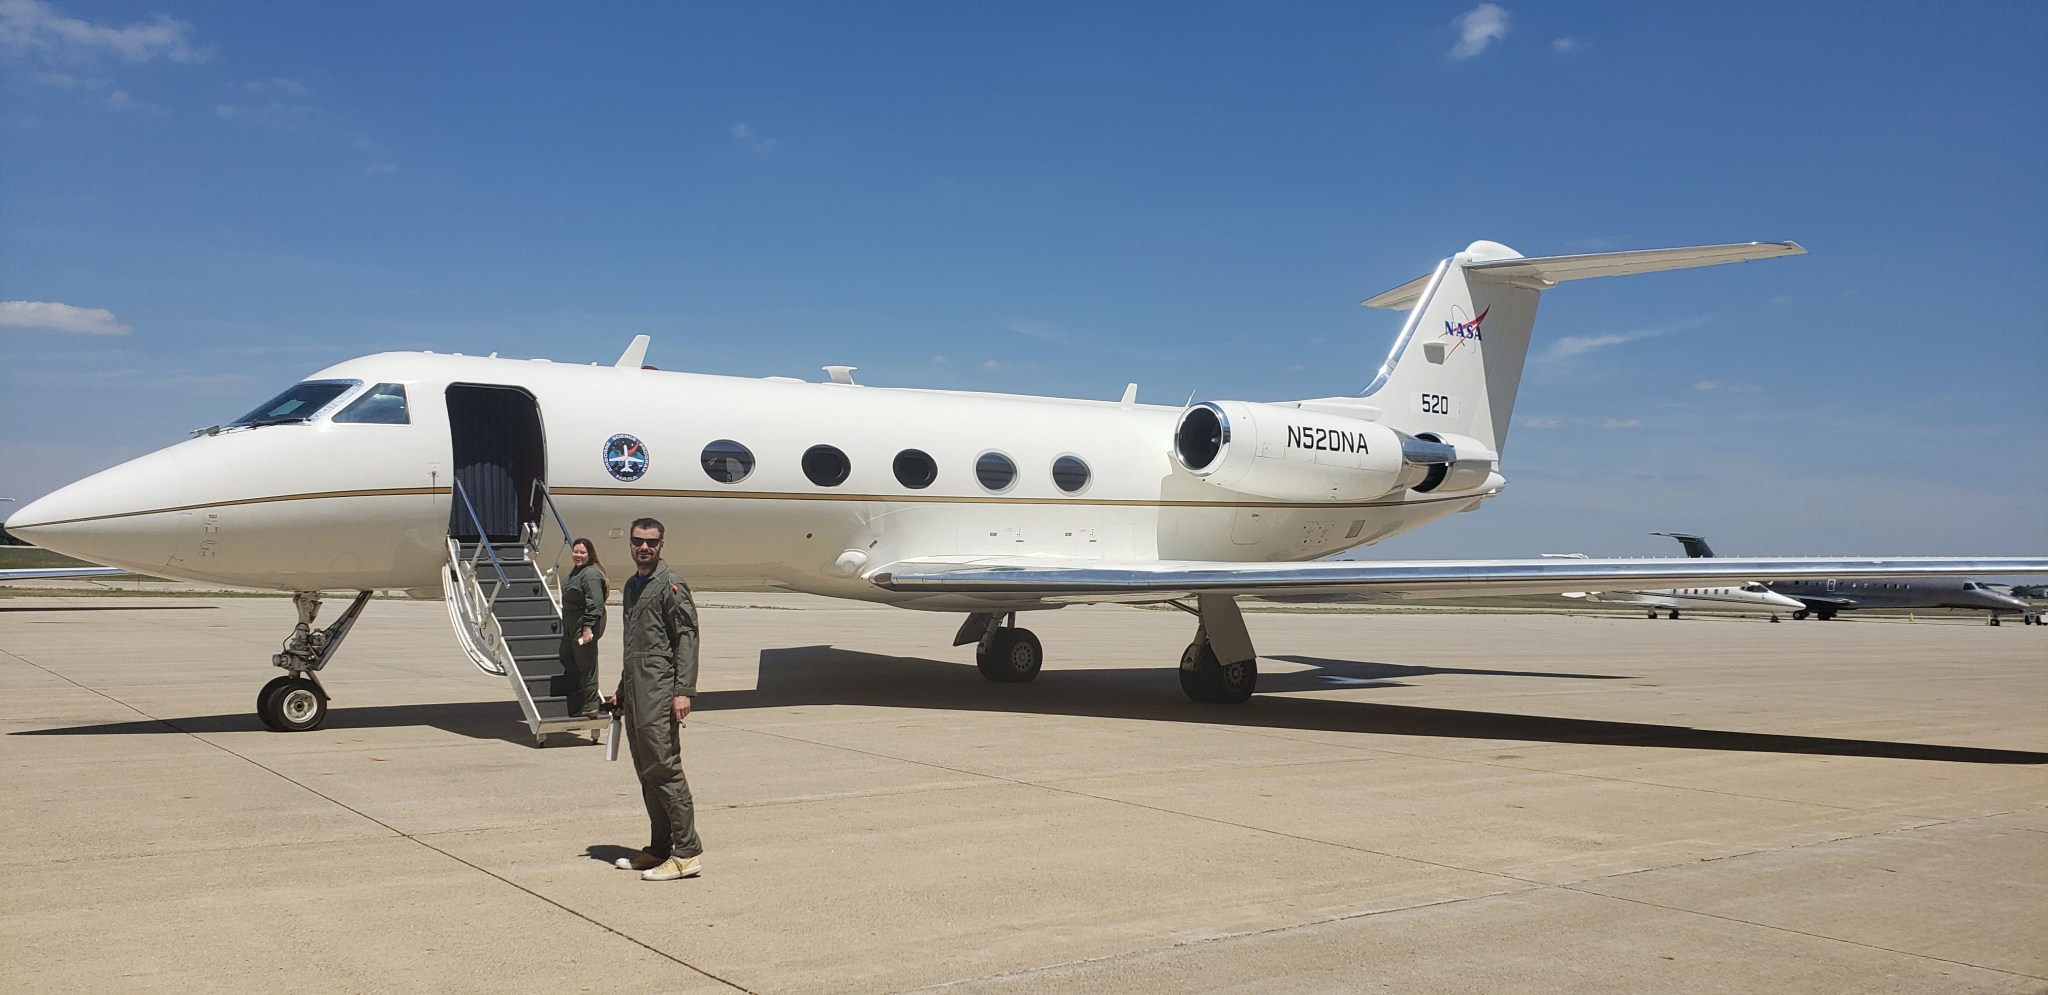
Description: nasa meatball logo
xmin=602 ymin=434 xmax=649 ymax=481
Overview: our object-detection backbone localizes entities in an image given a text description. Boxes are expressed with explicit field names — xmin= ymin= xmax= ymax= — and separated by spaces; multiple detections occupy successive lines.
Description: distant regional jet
xmin=8 ymin=239 xmax=2047 ymax=736
xmin=1654 ymin=533 xmax=2034 ymax=623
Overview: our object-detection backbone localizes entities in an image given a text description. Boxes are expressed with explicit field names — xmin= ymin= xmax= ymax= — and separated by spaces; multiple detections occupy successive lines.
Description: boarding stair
xmin=442 ymin=481 xmax=608 ymax=746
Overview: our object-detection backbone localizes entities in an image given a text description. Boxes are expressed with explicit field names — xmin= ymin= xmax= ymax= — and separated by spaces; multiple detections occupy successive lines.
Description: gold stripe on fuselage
xmin=23 ymin=484 xmax=1481 ymax=528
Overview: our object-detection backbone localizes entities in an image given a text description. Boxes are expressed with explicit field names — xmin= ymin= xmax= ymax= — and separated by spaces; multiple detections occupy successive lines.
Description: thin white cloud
xmin=1450 ymin=3 xmax=1510 ymax=60
xmin=1007 ymin=318 xmax=1083 ymax=345
xmin=1602 ymin=418 xmax=1642 ymax=429
xmin=1523 ymin=417 xmax=1566 ymax=429
xmin=1694 ymin=379 xmax=1764 ymax=393
xmin=241 ymin=77 xmax=307 ymax=95
xmin=0 ymin=0 xmax=208 ymax=63
xmin=29 ymin=69 xmax=105 ymax=88
xmin=104 ymin=88 xmax=163 ymax=113
xmin=0 ymin=300 xmax=131 ymax=335
xmin=1552 ymin=37 xmax=1583 ymax=54
xmin=1541 ymin=327 xmax=1668 ymax=360
xmin=729 ymin=122 xmax=778 ymax=153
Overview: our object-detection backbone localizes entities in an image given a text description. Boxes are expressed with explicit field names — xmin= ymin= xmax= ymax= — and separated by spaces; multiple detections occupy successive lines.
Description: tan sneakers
xmin=640 ymin=854 xmax=702 ymax=881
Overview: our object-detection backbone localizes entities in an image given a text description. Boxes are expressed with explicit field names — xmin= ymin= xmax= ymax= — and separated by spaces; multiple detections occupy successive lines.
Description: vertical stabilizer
xmin=1358 ymin=239 xmax=1803 ymax=455
xmin=1360 ymin=241 xmax=1541 ymax=452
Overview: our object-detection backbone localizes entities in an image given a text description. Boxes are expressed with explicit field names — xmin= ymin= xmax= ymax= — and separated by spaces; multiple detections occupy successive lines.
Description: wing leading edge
xmin=871 ymin=556 xmax=2048 ymax=603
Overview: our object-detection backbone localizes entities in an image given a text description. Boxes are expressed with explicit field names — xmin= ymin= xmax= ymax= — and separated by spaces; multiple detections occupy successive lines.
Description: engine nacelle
xmin=1171 ymin=401 xmax=1416 ymax=501
xmin=1398 ymin=431 xmax=1497 ymax=493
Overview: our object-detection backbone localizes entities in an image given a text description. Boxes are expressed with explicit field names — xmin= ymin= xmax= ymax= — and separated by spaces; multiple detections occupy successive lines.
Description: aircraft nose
xmin=5 ymin=447 xmax=186 ymax=574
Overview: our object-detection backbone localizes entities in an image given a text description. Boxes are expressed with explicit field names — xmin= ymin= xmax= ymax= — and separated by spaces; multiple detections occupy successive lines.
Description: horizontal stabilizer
xmin=1363 ymin=241 xmax=1805 ymax=310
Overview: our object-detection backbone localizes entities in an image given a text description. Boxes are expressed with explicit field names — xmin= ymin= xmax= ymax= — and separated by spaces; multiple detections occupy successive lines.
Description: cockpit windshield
xmin=231 ymin=380 xmax=358 ymax=427
xmin=333 ymin=383 xmax=410 ymax=424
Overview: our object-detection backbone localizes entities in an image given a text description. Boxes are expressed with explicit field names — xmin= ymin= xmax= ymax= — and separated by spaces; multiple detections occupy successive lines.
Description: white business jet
xmin=1560 ymin=579 xmax=1807 ymax=619
xmin=10 ymin=239 xmax=2046 ymax=734
xmin=1546 ymin=549 xmax=1805 ymax=619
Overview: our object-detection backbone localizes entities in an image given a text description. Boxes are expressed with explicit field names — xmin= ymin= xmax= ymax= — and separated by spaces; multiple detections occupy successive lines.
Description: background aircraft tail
xmin=1653 ymin=532 xmax=1717 ymax=558
xmin=1358 ymin=240 xmax=1804 ymax=454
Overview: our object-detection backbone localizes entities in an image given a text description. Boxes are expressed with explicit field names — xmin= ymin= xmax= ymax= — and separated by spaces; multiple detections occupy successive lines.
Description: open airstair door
xmin=438 ymin=384 xmax=605 ymax=745
xmin=445 ymin=384 xmax=545 ymax=544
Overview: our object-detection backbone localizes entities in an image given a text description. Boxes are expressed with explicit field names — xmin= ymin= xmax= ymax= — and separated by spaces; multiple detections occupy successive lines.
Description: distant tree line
xmin=0 ymin=527 xmax=27 ymax=546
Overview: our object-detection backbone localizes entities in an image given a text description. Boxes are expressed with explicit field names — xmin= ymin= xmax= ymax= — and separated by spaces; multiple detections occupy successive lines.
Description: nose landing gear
xmin=257 ymin=591 xmax=372 ymax=732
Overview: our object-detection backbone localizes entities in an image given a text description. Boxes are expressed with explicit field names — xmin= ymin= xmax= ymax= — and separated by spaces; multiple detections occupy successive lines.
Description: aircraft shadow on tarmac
xmin=12 ymin=700 xmax=556 ymax=747
xmin=13 ymin=645 xmax=2046 ymax=765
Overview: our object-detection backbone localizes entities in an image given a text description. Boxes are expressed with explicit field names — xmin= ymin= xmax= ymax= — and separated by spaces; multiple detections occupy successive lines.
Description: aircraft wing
xmin=870 ymin=556 xmax=2048 ymax=604
xmin=0 ymin=567 xmax=125 ymax=582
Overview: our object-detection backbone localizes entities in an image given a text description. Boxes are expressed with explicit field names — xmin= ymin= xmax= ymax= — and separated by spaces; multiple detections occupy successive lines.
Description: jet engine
xmin=1171 ymin=402 xmax=1497 ymax=501
xmin=1398 ymin=431 xmax=1497 ymax=493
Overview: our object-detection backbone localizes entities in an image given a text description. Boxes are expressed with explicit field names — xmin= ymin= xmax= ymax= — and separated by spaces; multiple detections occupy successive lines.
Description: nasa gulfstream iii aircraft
xmin=11 ymin=239 xmax=2047 ymax=734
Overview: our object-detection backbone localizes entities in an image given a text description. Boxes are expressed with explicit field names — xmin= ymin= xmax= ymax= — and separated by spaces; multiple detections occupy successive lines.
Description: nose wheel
xmin=257 ymin=675 xmax=329 ymax=732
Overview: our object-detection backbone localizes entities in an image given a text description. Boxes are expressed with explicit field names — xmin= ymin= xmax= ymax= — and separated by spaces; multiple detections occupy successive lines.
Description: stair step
xmin=490 ymin=597 xmax=557 ymax=614
xmin=498 ymin=616 xmax=562 ymax=639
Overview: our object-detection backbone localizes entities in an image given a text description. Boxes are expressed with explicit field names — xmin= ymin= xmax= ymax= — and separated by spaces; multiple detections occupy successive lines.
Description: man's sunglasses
xmin=629 ymin=537 xmax=662 ymax=547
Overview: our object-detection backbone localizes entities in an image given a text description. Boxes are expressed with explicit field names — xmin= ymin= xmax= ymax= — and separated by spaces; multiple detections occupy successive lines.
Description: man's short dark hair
xmin=630 ymin=517 xmax=665 ymax=539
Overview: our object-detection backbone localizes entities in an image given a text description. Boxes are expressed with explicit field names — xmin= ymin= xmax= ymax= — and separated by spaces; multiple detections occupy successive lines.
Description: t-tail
xmin=1653 ymin=532 xmax=1717 ymax=558
xmin=1358 ymin=240 xmax=1804 ymax=453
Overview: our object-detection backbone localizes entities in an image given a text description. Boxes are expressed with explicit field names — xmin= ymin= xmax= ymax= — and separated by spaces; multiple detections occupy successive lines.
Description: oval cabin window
xmin=701 ymin=440 xmax=755 ymax=484
xmin=893 ymin=449 xmax=937 ymax=489
xmin=802 ymin=445 xmax=851 ymax=487
xmin=975 ymin=452 xmax=1017 ymax=493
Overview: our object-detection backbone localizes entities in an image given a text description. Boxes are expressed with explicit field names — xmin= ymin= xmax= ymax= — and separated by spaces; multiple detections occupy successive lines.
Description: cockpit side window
xmin=334 ymin=383 xmax=411 ymax=425
xmin=231 ymin=380 xmax=359 ymax=427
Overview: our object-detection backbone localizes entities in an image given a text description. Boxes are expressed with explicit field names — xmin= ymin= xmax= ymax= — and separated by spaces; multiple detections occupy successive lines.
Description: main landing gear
xmin=1171 ymin=595 xmax=1259 ymax=704
xmin=257 ymin=591 xmax=372 ymax=732
xmin=955 ymin=594 xmax=1261 ymax=704
xmin=957 ymin=612 xmax=1044 ymax=683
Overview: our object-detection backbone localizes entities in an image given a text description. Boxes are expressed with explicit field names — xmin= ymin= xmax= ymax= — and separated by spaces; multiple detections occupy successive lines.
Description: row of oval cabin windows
xmin=701 ymin=440 xmax=1092 ymax=494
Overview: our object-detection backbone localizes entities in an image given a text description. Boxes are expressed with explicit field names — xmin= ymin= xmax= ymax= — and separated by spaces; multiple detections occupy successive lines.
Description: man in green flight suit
xmin=606 ymin=517 xmax=705 ymax=881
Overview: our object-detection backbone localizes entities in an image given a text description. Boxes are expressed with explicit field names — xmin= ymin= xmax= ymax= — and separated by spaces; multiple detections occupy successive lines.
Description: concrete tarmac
xmin=1 ymin=594 xmax=2043 ymax=993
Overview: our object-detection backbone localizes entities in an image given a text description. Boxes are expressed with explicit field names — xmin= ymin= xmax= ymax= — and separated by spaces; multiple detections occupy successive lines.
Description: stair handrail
xmin=441 ymin=536 xmax=508 ymax=676
xmin=452 ymin=478 xmax=514 ymax=617
xmin=529 ymin=480 xmax=576 ymax=586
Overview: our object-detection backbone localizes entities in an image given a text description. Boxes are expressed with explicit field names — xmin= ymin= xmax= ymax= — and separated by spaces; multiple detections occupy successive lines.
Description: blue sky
xmin=3 ymin=1 xmax=2043 ymax=559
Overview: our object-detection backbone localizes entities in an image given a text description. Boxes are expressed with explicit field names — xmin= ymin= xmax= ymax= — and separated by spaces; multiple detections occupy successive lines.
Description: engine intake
xmin=1170 ymin=401 xmax=1411 ymax=501
xmin=1170 ymin=401 xmax=1499 ymax=501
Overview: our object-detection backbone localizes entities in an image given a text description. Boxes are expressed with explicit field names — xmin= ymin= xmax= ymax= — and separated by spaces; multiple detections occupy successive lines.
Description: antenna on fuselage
xmin=615 ymin=334 xmax=651 ymax=369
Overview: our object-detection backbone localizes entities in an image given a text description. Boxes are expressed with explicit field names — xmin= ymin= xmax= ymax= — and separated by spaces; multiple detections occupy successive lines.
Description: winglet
xmin=615 ymin=334 xmax=651 ymax=369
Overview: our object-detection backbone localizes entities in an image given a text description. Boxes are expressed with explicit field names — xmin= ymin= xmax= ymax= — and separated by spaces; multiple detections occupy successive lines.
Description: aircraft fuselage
xmin=12 ymin=352 xmax=1498 ymax=609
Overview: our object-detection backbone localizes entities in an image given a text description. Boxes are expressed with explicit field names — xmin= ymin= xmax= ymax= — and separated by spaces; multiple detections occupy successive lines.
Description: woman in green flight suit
xmin=560 ymin=537 xmax=609 ymax=718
